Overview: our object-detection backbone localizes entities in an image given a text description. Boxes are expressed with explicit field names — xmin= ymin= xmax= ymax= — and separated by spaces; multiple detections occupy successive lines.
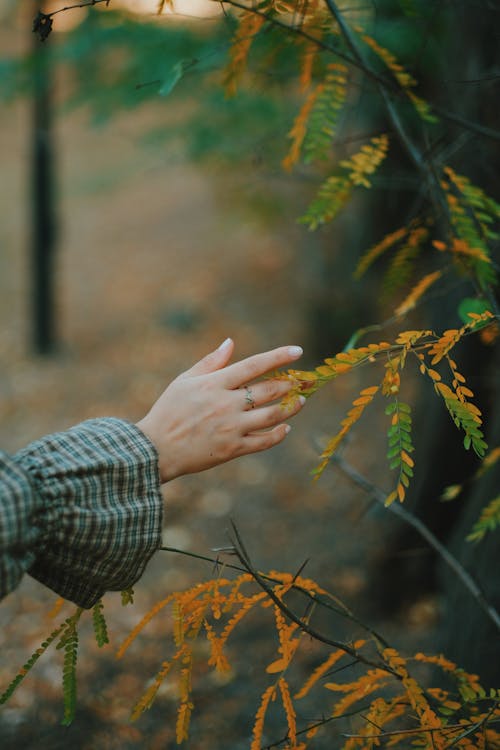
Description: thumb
xmin=182 ymin=337 xmax=235 ymax=378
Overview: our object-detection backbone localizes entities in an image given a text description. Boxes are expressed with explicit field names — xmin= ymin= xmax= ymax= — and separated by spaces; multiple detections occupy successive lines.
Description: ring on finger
xmin=244 ymin=386 xmax=256 ymax=409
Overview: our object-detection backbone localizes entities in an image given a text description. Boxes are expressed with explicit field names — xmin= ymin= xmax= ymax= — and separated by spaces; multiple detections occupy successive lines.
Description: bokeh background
xmin=1 ymin=2 xmax=498 ymax=748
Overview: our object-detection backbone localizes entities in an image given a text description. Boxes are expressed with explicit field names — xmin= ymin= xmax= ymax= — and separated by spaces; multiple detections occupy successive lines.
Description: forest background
xmin=0 ymin=1 xmax=499 ymax=748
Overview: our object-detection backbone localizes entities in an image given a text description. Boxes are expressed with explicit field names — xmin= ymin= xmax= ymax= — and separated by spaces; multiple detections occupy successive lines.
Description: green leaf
xmin=92 ymin=600 xmax=109 ymax=648
xmin=457 ymin=297 xmax=491 ymax=326
xmin=159 ymin=61 xmax=186 ymax=97
xmin=121 ymin=588 xmax=135 ymax=606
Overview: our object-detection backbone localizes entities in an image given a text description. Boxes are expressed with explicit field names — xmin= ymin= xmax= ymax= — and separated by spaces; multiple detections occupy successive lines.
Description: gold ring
xmin=244 ymin=386 xmax=255 ymax=408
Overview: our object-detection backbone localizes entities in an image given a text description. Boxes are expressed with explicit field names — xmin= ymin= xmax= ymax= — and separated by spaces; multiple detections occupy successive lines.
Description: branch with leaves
xmin=33 ymin=0 xmax=111 ymax=41
xmin=2 ymin=535 xmax=499 ymax=748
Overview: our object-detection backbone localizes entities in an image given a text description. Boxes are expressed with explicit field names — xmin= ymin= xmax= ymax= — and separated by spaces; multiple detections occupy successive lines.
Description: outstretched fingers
xmin=221 ymin=345 xmax=303 ymax=389
xmin=243 ymin=395 xmax=305 ymax=433
xmin=241 ymin=424 xmax=292 ymax=454
xmin=181 ymin=337 xmax=235 ymax=378
xmin=240 ymin=378 xmax=295 ymax=410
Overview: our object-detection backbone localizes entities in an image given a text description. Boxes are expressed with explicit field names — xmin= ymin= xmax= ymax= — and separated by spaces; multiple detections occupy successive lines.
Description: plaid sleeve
xmin=1 ymin=418 xmax=163 ymax=609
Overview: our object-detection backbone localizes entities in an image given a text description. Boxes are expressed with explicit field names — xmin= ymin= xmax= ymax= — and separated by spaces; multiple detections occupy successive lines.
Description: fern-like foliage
xmin=313 ymin=385 xmax=379 ymax=479
xmin=283 ymin=62 xmax=348 ymax=172
xmin=354 ymin=224 xmax=410 ymax=280
xmin=121 ymin=587 xmax=135 ymax=606
xmin=300 ymin=135 xmax=389 ymax=229
xmin=467 ymin=496 xmax=500 ymax=542
xmin=440 ymin=166 xmax=499 ymax=290
xmin=3 ymin=574 xmax=499 ymax=747
xmin=303 ymin=62 xmax=348 ymax=164
xmin=56 ymin=609 xmax=83 ymax=726
xmin=394 ymin=269 xmax=442 ymax=316
xmin=385 ymin=401 xmax=414 ymax=506
xmin=280 ymin=313 xmax=495 ymax=488
xmin=282 ymin=84 xmax=322 ymax=173
xmin=339 ymin=134 xmax=389 ymax=188
xmin=1 ymin=605 xmax=84 ymax=725
xmin=360 ymin=32 xmax=437 ymax=123
xmin=224 ymin=12 xmax=266 ymax=97
xmin=92 ymin=599 xmax=109 ymax=647
xmin=251 ymin=683 xmax=276 ymax=750
xmin=0 ymin=621 xmax=66 ymax=706
xmin=300 ymin=173 xmax=352 ymax=229
xmin=382 ymin=224 xmax=430 ymax=301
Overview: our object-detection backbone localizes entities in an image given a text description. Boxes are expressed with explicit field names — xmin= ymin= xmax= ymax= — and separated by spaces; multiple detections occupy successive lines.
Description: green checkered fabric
xmin=0 ymin=418 xmax=163 ymax=608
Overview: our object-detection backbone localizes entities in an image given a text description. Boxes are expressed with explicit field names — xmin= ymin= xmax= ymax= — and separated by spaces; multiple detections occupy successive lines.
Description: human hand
xmin=136 ymin=338 xmax=305 ymax=482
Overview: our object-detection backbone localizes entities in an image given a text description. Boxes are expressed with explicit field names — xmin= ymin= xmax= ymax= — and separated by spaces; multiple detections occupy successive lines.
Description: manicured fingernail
xmin=288 ymin=346 xmax=303 ymax=358
xmin=284 ymin=425 xmax=291 ymax=434
xmin=299 ymin=395 xmax=306 ymax=406
xmin=218 ymin=337 xmax=232 ymax=351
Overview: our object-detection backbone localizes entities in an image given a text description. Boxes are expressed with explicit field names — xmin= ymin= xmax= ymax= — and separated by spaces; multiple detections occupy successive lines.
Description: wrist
xmin=135 ymin=417 xmax=175 ymax=483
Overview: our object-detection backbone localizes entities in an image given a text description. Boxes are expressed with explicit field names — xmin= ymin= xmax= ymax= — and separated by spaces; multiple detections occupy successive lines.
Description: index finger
xmin=221 ymin=346 xmax=303 ymax=389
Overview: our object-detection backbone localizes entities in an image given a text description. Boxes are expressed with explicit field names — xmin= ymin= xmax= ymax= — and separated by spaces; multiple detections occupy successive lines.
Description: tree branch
xmin=216 ymin=0 xmax=500 ymax=143
xmin=330 ymin=454 xmax=500 ymax=633
xmin=160 ymin=543 xmax=390 ymax=646
xmin=226 ymin=520 xmax=399 ymax=676
xmin=341 ymin=715 xmax=500 ymax=742
xmin=323 ymin=0 xmax=424 ymax=172
xmin=46 ymin=0 xmax=111 ymax=17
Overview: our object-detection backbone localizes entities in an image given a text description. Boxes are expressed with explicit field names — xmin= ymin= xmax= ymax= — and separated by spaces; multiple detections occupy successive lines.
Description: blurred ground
xmin=0 ymin=20 xmax=439 ymax=750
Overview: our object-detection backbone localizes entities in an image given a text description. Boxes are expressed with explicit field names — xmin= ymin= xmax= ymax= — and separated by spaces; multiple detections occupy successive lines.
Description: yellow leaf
xmin=441 ymin=484 xmax=462 ymax=501
xmin=395 ymin=270 xmax=442 ymax=316
xmin=315 ymin=365 xmax=335 ymax=377
xmin=435 ymin=382 xmax=454 ymax=399
xmin=352 ymin=395 xmax=370 ymax=405
xmin=401 ymin=451 xmax=414 ymax=467
xmin=385 ymin=490 xmax=398 ymax=507
xmin=459 ymin=386 xmax=474 ymax=398
xmin=361 ymin=385 xmax=380 ymax=396
xmin=427 ymin=368 xmax=441 ymax=381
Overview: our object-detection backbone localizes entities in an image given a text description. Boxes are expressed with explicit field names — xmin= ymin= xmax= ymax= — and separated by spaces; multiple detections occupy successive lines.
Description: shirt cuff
xmin=14 ymin=418 xmax=163 ymax=608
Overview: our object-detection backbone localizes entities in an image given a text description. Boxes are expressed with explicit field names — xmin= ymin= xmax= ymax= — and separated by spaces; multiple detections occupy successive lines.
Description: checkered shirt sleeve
xmin=0 ymin=418 xmax=163 ymax=608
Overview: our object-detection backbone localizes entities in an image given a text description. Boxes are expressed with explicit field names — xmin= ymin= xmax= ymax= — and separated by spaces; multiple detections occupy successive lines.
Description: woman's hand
xmin=136 ymin=338 xmax=305 ymax=482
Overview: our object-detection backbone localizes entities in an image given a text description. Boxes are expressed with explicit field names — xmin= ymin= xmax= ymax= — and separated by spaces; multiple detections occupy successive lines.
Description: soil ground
xmin=0 ymin=16 xmax=439 ymax=749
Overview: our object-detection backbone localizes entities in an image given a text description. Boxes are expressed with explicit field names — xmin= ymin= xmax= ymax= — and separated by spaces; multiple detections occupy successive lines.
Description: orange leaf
xmin=401 ymin=451 xmax=414 ymax=467
xmin=427 ymin=368 xmax=441 ymax=381
xmin=266 ymin=658 xmax=287 ymax=674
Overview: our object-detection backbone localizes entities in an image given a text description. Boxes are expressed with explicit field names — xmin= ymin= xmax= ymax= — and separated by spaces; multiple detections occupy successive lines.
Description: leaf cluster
xmin=3 ymin=571 xmax=499 ymax=748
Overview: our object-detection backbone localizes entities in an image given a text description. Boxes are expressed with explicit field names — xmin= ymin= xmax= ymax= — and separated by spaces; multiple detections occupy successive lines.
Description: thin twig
xmin=262 ymin=704 xmax=373 ymax=749
xmin=443 ymin=702 xmax=500 ymax=749
xmin=215 ymin=0 xmax=500 ymax=143
xmin=38 ymin=0 xmax=500 ymax=143
xmin=330 ymin=455 xmax=500 ymax=633
xmin=226 ymin=520 xmax=399 ymax=676
xmin=45 ymin=0 xmax=111 ymax=17
xmin=342 ymin=716 xmax=500 ymax=741
xmin=324 ymin=0 xmax=424 ymax=171
xmin=159 ymin=544 xmax=390 ymax=645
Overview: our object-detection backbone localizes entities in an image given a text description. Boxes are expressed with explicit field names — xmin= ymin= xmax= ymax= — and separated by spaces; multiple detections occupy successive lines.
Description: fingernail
xmin=299 ymin=395 xmax=306 ymax=406
xmin=218 ymin=337 xmax=232 ymax=351
xmin=288 ymin=346 xmax=303 ymax=358
xmin=284 ymin=425 xmax=291 ymax=434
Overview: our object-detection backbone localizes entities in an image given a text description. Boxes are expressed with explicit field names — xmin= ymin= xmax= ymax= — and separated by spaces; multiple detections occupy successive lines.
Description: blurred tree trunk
xmin=364 ymin=0 xmax=500 ymax=683
xmin=31 ymin=0 xmax=57 ymax=354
